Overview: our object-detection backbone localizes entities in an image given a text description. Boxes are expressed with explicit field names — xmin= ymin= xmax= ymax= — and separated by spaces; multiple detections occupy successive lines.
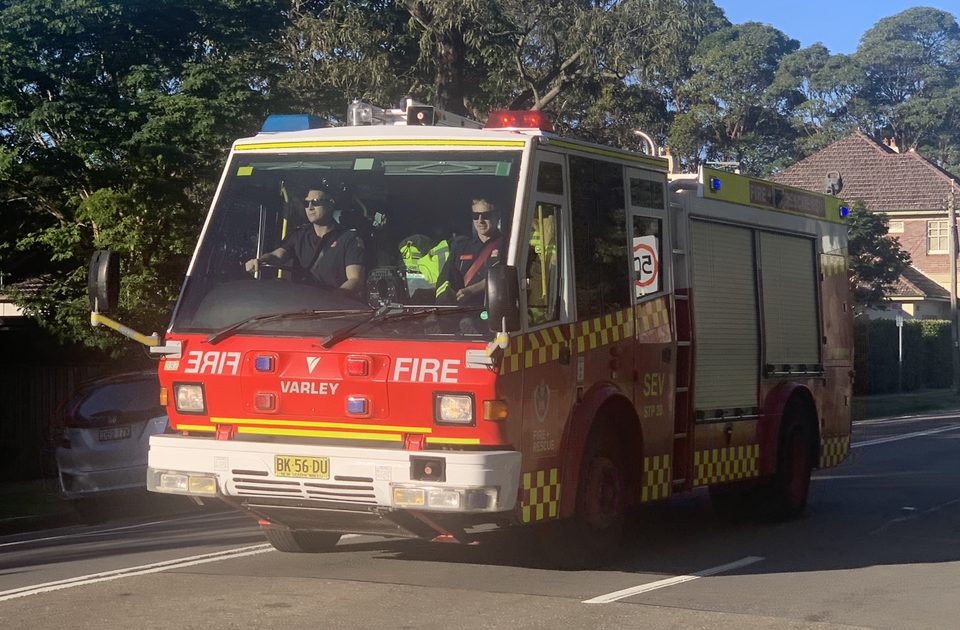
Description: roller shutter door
xmin=759 ymin=232 xmax=820 ymax=367
xmin=689 ymin=220 xmax=759 ymax=413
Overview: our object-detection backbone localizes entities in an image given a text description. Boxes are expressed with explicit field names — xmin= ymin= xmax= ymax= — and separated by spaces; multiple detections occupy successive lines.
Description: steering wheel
xmin=253 ymin=261 xmax=288 ymax=281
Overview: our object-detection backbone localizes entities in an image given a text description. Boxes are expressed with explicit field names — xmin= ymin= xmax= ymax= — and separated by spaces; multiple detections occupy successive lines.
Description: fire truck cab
xmin=89 ymin=99 xmax=853 ymax=564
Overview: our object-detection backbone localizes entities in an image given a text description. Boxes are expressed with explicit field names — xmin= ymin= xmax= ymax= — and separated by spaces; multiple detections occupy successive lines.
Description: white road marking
xmin=0 ymin=511 xmax=245 ymax=549
xmin=582 ymin=556 xmax=764 ymax=604
xmin=869 ymin=497 xmax=960 ymax=535
xmin=0 ymin=544 xmax=274 ymax=602
xmin=851 ymin=424 xmax=960 ymax=449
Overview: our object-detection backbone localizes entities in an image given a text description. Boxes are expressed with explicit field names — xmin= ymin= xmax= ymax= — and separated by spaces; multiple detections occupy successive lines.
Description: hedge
xmin=852 ymin=318 xmax=954 ymax=395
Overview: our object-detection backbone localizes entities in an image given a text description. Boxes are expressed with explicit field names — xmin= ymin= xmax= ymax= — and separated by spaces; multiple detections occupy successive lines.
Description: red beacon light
xmin=484 ymin=110 xmax=554 ymax=132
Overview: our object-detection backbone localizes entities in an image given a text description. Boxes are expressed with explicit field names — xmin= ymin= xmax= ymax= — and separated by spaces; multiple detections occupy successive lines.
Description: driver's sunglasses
xmin=304 ymin=198 xmax=333 ymax=209
xmin=472 ymin=211 xmax=497 ymax=222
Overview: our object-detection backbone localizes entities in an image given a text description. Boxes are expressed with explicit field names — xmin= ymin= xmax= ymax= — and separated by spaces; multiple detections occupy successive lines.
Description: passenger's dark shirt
xmin=450 ymin=233 xmax=503 ymax=285
xmin=282 ymin=224 xmax=364 ymax=289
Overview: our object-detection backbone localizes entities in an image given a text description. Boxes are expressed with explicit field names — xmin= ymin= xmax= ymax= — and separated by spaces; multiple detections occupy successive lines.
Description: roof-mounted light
xmin=840 ymin=205 xmax=850 ymax=217
xmin=348 ymin=101 xmax=383 ymax=126
xmin=260 ymin=114 xmax=325 ymax=133
xmin=484 ymin=110 xmax=554 ymax=132
xmin=709 ymin=177 xmax=722 ymax=193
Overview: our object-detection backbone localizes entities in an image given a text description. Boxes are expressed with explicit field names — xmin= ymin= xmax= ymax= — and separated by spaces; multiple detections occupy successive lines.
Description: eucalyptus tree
xmin=852 ymin=7 xmax=960 ymax=163
xmin=770 ymin=43 xmax=864 ymax=158
xmin=669 ymin=21 xmax=800 ymax=175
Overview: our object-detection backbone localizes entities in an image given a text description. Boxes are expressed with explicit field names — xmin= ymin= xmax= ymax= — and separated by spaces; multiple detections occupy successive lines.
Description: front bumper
xmin=147 ymin=435 xmax=521 ymax=524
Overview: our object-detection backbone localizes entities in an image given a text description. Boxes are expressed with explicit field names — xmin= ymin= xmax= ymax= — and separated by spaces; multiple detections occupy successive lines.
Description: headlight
xmin=434 ymin=393 xmax=474 ymax=425
xmin=174 ymin=383 xmax=206 ymax=414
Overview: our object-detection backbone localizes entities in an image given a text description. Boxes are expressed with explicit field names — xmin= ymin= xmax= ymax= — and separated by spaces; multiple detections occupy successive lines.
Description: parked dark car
xmin=50 ymin=371 xmax=168 ymax=512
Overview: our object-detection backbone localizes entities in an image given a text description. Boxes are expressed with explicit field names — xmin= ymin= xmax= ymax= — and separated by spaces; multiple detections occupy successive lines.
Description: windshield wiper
xmin=320 ymin=304 xmax=480 ymax=349
xmin=206 ymin=309 xmax=370 ymax=345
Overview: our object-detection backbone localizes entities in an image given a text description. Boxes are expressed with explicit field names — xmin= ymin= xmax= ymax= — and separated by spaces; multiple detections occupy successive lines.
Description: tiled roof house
xmin=772 ymin=130 xmax=960 ymax=320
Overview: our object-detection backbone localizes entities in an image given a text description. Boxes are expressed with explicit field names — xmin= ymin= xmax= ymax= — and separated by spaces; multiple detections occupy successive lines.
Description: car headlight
xmin=174 ymin=383 xmax=207 ymax=414
xmin=434 ymin=393 xmax=474 ymax=425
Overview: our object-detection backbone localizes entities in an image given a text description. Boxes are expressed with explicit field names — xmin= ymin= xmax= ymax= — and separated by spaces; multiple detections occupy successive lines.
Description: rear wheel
xmin=763 ymin=401 xmax=815 ymax=520
xmin=263 ymin=529 xmax=342 ymax=553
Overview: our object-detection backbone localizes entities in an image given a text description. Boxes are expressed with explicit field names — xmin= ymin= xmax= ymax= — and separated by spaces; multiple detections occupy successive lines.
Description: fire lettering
xmin=392 ymin=358 xmax=460 ymax=383
xmin=184 ymin=351 xmax=241 ymax=375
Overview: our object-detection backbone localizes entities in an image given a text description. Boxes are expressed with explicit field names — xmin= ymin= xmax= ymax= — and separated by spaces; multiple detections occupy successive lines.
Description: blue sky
xmin=713 ymin=1 xmax=959 ymax=55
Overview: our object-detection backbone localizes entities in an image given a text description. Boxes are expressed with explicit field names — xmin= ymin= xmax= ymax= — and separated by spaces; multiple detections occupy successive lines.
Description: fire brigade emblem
xmin=534 ymin=380 xmax=550 ymax=423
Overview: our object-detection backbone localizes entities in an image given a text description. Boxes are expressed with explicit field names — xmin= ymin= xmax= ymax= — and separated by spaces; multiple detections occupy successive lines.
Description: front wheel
xmin=263 ymin=529 xmax=342 ymax=553
xmin=537 ymin=424 xmax=626 ymax=569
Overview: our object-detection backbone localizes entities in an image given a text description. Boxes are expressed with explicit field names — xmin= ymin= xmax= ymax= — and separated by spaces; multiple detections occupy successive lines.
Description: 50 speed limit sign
xmin=633 ymin=235 xmax=659 ymax=295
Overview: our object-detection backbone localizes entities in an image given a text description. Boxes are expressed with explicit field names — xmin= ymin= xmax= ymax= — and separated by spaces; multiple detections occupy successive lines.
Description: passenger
xmin=436 ymin=198 xmax=504 ymax=305
xmin=245 ymin=188 xmax=365 ymax=295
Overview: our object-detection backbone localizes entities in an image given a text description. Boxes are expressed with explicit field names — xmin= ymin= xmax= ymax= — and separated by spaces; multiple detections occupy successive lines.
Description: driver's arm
xmin=340 ymin=264 xmax=364 ymax=293
xmin=245 ymin=247 xmax=291 ymax=274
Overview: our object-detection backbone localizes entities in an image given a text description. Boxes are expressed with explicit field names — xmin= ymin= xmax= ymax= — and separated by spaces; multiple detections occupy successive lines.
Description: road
xmin=1 ymin=413 xmax=959 ymax=630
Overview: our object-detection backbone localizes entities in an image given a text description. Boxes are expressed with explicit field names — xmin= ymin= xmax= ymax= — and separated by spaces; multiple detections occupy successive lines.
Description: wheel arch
xmin=762 ymin=384 xmax=820 ymax=475
xmin=557 ymin=382 xmax=643 ymax=518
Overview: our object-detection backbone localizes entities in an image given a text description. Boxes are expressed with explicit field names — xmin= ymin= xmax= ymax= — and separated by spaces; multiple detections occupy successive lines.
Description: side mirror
xmin=486 ymin=265 xmax=520 ymax=332
xmin=88 ymin=250 xmax=120 ymax=313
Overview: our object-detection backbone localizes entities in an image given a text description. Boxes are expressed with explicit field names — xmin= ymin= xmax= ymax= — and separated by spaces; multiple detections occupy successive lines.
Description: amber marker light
xmin=483 ymin=400 xmax=508 ymax=422
xmin=159 ymin=387 xmax=169 ymax=406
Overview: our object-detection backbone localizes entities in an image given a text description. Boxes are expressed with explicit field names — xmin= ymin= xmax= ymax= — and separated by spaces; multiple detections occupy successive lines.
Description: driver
xmin=245 ymin=188 xmax=365 ymax=295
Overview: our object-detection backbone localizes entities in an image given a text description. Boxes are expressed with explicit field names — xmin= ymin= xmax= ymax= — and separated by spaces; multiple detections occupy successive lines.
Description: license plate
xmin=98 ymin=426 xmax=132 ymax=442
xmin=275 ymin=455 xmax=330 ymax=479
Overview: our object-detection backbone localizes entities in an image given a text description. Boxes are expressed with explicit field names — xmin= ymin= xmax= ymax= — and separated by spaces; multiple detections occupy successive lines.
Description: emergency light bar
xmin=483 ymin=110 xmax=554 ymax=132
xmin=347 ymin=99 xmax=483 ymax=129
xmin=260 ymin=114 xmax=325 ymax=133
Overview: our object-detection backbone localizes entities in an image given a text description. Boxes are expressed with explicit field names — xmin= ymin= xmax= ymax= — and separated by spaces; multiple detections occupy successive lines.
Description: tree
xmin=0 ymin=0 xmax=286 ymax=353
xmin=670 ymin=22 xmax=800 ymax=176
xmin=770 ymin=44 xmax=864 ymax=159
xmin=845 ymin=201 xmax=911 ymax=313
xmin=852 ymin=7 xmax=960 ymax=164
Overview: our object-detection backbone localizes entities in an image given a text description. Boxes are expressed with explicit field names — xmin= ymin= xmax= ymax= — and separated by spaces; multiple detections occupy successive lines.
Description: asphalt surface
xmin=2 ymin=410 xmax=959 ymax=630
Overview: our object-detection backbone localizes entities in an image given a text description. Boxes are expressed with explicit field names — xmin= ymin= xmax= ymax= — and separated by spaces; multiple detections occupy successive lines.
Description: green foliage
xmin=0 ymin=0 xmax=958 ymax=357
xmin=846 ymin=200 xmax=911 ymax=312
xmin=670 ymin=21 xmax=800 ymax=175
xmin=854 ymin=318 xmax=954 ymax=395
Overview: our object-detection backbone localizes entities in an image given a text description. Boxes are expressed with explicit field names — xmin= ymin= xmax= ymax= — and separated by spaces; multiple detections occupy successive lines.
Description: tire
xmin=763 ymin=401 xmax=815 ymax=520
xmin=538 ymin=424 xmax=627 ymax=569
xmin=263 ymin=529 xmax=342 ymax=553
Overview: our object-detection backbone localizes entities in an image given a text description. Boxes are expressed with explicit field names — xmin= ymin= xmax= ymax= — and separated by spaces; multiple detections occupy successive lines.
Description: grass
xmin=0 ymin=483 xmax=70 ymax=521
xmin=853 ymin=388 xmax=960 ymax=421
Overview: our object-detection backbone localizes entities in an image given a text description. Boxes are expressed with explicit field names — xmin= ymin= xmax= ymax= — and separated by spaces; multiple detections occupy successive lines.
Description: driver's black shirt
xmin=282 ymin=224 xmax=365 ymax=289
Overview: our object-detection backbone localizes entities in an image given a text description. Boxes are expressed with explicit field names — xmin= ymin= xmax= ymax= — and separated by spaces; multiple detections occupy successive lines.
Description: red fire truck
xmin=88 ymin=99 xmax=853 ymax=565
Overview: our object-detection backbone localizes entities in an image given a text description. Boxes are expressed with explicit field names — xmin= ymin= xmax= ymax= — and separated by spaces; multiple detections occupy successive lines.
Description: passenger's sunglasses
xmin=304 ymin=198 xmax=333 ymax=209
xmin=472 ymin=211 xmax=497 ymax=222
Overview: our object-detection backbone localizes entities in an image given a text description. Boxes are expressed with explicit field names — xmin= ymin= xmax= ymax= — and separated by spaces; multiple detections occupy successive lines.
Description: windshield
xmin=172 ymin=149 xmax=522 ymax=341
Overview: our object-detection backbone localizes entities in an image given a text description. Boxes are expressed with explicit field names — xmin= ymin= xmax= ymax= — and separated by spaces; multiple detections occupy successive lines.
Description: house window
xmin=927 ymin=220 xmax=949 ymax=254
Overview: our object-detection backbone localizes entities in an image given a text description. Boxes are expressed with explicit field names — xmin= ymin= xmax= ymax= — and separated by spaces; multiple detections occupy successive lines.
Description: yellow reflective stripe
xmin=236 ymin=426 xmax=402 ymax=441
xmin=210 ymin=417 xmax=431 ymax=433
xmin=436 ymin=280 xmax=451 ymax=296
xmin=177 ymin=424 xmax=216 ymax=433
xmin=235 ymin=139 xmax=527 ymax=150
xmin=425 ymin=437 xmax=481 ymax=445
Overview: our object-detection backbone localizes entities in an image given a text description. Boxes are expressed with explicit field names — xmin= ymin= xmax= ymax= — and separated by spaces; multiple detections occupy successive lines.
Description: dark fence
xmin=0 ymin=364 xmax=107 ymax=482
